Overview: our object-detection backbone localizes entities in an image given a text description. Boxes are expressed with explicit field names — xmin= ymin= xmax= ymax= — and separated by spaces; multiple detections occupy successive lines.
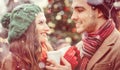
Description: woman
xmin=1 ymin=4 xmax=53 ymax=70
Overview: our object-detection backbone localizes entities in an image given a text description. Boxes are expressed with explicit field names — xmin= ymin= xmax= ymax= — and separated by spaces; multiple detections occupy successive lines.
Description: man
xmin=46 ymin=0 xmax=120 ymax=70
xmin=113 ymin=0 xmax=120 ymax=30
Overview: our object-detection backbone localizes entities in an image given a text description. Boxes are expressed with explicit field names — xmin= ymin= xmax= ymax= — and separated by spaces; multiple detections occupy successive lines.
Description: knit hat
xmin=8 ymin=4 xmax=42 ymax=43
xmin=1 ymin=13 xmax=11 ymax=29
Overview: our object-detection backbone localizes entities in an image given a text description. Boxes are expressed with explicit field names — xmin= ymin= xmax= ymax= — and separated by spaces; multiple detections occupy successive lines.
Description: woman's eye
xmin=39 ymin=21 xmax=44 ymax=24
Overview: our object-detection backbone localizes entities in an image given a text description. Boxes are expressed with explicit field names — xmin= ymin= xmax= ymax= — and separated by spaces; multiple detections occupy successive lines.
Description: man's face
xmin=71 ymin=0 xmax=97 ymax=33
xmin=114 ymin=1 xmax=120 ymax=30
xmin=117 ymin=11 xmax=120 ymax=30
xmin=118 ymin=10 xmax=120 ymax=17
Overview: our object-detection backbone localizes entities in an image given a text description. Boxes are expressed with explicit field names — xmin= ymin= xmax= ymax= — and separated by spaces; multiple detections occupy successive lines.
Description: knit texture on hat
xmin=8 ymin=4 xmax=41 ymax=43
xmin=1 ymin=13 xmax=11 ymax=29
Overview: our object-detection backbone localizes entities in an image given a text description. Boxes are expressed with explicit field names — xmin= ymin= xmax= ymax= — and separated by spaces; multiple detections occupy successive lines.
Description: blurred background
xmin=0 ymin=0 xmax=81 ymax=49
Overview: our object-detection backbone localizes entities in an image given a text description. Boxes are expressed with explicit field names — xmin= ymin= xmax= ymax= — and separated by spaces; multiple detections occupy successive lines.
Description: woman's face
xmin=35 ymin=12 xmax=50 ymax=42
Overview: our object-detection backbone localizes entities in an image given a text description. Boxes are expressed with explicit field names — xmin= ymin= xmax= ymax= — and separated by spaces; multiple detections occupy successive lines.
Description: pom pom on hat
xmin=1 ymin=13 xmax=11 ymax=29
xmin=113 ymin=1 xmax=120 ymax=10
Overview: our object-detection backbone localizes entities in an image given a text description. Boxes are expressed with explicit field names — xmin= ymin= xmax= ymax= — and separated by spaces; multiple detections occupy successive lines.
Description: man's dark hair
xmin=87 ymin=0 xmax=119 ymax=29
xmin=87 ymin=0 xmax=115 ymax=19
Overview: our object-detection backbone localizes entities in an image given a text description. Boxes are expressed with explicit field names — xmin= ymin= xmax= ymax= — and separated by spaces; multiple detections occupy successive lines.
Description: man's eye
xmin=77 ymin=9 xmax=84 ymax=12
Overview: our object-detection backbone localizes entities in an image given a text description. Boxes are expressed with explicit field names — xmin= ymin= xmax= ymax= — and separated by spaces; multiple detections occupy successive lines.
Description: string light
xmin=14 ymin=0 xmax=19 ymax=2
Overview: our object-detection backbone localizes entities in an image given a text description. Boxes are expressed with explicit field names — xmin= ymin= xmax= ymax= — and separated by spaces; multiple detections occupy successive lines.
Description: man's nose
xmin=71 ymin=11 xmax=78 ymax=21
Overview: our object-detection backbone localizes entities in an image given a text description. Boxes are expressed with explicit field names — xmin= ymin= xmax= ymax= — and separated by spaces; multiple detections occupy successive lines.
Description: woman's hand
xmin=38 ymin=33 xmax=53 ymax=51
xmin=38 ymin=33 xmax=48 ymax=43
xmin=46 ymin=57 xmax=72 ymax=70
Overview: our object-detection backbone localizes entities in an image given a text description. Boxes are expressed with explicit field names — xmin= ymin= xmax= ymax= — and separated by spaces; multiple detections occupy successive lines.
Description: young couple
xmin=1 ymin=0 xmax=120 ymax=70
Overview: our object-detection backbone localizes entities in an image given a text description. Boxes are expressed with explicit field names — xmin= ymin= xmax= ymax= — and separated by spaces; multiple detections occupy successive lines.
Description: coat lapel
xmin=86 ymin=29 xmax=119 ymax=70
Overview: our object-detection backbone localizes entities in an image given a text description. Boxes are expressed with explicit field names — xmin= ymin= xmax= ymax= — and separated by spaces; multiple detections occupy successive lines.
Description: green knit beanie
xmin=1 ymin=13 xmax=11 ymax=29
xmin=8 ymin=4 xmax=42 ymax=43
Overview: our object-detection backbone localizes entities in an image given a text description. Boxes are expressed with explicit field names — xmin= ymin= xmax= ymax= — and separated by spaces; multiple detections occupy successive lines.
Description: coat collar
xmin=86 ymin=29 xmax=119 ymax=70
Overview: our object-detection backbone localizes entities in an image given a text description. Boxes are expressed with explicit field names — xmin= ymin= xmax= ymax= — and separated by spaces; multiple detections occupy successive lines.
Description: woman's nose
xmin=44 ymin=24 xmax=50 ymax=32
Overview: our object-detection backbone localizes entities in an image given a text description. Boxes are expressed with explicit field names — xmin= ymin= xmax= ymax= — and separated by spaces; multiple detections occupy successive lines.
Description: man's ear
xmin=96 ymin=9 xmax=103 ymax=18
